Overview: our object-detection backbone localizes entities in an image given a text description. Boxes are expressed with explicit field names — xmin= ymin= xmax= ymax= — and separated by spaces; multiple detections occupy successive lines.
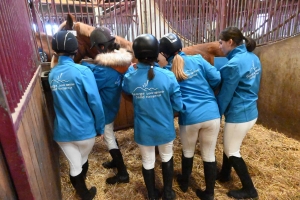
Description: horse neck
xmin=115 ymin=36 xmax=133 ymax=51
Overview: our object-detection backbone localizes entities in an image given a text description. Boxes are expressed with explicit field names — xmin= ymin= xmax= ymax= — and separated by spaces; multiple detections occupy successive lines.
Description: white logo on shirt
xmin=132 ymin=80 xmax=164 ymax=99
xmin=185 ymin=69 xmax=200 ymax=79
xmin=246 ymin=61 xmax=260 ymax=80
xmin=50 ymin=73 xmax=75 ymax=91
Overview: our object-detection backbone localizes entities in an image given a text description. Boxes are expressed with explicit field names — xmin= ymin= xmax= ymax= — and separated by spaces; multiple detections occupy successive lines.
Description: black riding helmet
xmin=52 ymin=31 xmax=78 ymax=55
xmin=133 ymin=34 xmax=159 ymax=60
xmin=159 ymin=33 xmax=182 ymax=58
xmin=90 ymin=27 xmax=115 ymax=53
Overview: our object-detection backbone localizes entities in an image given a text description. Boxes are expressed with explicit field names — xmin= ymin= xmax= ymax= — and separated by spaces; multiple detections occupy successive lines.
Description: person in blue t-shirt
xmin=159 ymin=33 xmax=221 ymax=200
xmin=216 ymin=27 xmax=261 ymax=199
xmin=122 ymin=34 xmax=185 ymax=200
xmin=81 ymin=27 xmax=132 ymax=185
xmin=49 ymin=31 xmax=105 ymax=200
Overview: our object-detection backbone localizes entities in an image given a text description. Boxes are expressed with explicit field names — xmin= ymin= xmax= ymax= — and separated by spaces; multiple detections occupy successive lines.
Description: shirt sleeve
xmin=81 ymin=62 xmax=107 ymax=90
xmin=122 ymin=74 xmax=130 ymax=95
xmin=202 ymin=58 xmax=221 ymax=90
xmin=82 ymin=68 xmax=105 ymax=134
xmin=216 ymin=64 xmax=240 ymax=116
xmin=169 ymin=74 xmax=185 ymax=112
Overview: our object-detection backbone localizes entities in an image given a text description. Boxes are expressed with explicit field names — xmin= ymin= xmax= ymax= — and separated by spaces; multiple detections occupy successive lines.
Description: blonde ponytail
xmin=171 ymin=54 xmax=187 ymax=81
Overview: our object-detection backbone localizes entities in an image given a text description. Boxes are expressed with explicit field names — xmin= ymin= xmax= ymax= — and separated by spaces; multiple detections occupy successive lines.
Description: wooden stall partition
xmin=255 ymin=34 xmax=300 ymax=140
xmin=114 ymin=93 xmax=134 ymax=131
xmin=14 ymin=69 xmax=61 ymax=200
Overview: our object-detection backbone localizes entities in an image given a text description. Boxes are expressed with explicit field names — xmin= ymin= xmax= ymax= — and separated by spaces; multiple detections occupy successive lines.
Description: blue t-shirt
xmin=122 ymin=62 xmax=185 ymax=146
xmin=217 ymin=44 xmax=262 ymax=123
xmin=49 ymin=56 xmax=105 ymax=142
xmin=165 ymin=52 xmax=221 ymax=125
xmin=82 ymin=61 xmax=123 ymax=124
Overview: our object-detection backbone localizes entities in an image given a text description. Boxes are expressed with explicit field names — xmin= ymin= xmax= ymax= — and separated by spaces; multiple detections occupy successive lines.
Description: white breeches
xmin=223 ymin=118 xmax=257 ymax=157
xmin=179 ymin=118 xmax=220 ymax=162
xmin=104 ymin=122 xmax=119 ymax=150
xmin=57 ymin=137 xmax=95 ymax=176
xmin=138 ymin=141 xmax=174 ymax=170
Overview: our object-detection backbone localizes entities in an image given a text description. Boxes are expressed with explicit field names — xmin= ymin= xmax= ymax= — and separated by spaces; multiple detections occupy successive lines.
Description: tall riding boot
xmin=176 ymin=153 xmax=193 ymax=192
xmin=142 ymin=167 xmax=160 ymax=200
xmin=162 ymin=157 xmax=176 ymax=200
xmin=106 ymin=149 xmax=129 ymax=184
xmin=70 ymin=171 xmax=96 ymax=200
xmin=102 ymin=140 xmax=119 ymax=169
xmin=196 ymin=162 xmax=216 ymax=200
xmin=217 ymin=152 xmax=232 ymax=182
xmin=227 ymin=156 xmax=258 ymax=199
xmin=82 ymin=160 xmax=89 ymax=180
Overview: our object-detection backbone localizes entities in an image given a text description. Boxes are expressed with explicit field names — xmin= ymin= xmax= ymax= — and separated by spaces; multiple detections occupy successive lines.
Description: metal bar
xmin=84 ymin=0 xmax=90 ymax=24
xmin=286 ymin=0 xmax=295 ymax=36
xmin=292 ymin=0 xmax=300 ymax=34
xmin=58 ymin=0 xmax=64 ymax=23
xmin=65 ymin=0 xmax=70 ymax=14
xmin=72 ymin=0 xmax=77 ymax=21
xmin=149 ymin=0 xmax=153 ymax=34
xmin=139 ymin=0 xmax=143 ymax=33
xmin=157 ymin=0 xmax=162 ymax=38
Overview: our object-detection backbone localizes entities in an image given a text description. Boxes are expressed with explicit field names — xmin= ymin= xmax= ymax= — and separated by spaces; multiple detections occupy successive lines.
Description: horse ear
xmin=66 ymin=13 xmax=75 ymax=30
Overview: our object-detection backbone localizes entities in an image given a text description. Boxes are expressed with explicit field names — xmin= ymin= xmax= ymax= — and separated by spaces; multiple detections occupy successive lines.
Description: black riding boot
xmin=70 ymin=171 xmax=96 ymax=200
xmin=102 ymin=140 xmax=119 ymax=169
xmin=196 ymin=161 xmax=216 ymax=200
xmin=176 ymin=153 xmax=193 ymax=192
xmin=217 ymin=152 xmax=232 ymax=182
xmin=227 ymin=156 xmax=258 ymax=199
xmin=106 ymin=149 xmax=129 ymax=184
xmin=82 ymin=160 xmax=89 ymax=180
xmin=142 ymin=167 xmax=160 ymax=200
xmin=162 ymin=157 xmax=176 ymax=200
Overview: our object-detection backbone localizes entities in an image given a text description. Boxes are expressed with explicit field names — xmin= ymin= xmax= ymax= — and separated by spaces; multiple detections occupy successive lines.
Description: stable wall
xmin=255 ymin=34 xmax=300 ymax=139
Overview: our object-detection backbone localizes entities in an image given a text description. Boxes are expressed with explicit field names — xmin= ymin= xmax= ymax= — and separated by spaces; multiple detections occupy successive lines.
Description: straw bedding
xmin=59 ymin=118 xmax=300 ymax=200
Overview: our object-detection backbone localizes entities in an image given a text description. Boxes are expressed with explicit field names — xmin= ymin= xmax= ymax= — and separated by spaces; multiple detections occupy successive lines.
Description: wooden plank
xmin=16 ymin=122 xmax=42 ymax=199
xmin=20 ymin=102 xmax=47 ymax=200
xmin=27 ymin=87 xmax=55 ymax=199
xmin=114 ymin=94 xmax=128 ymax=130
xmin=29 ymin=81 xmax=61 ymax=199
xmin=124 ymin=96 xmax=134 ymax=125
xmin=0 ymin=147 xmax=16 ymax=200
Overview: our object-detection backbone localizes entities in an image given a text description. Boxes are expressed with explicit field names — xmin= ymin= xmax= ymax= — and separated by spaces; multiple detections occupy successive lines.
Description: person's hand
xmin=131 ymin=62 xmax=137 ymax=69
xmin=96 ymin=133 xmax=104 ymax=141
xmin=98 ymin=134 xmax=104 ymax=141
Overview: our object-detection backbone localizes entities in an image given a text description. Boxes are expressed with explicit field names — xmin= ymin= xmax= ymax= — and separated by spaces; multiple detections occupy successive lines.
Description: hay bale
xmin=60 ymin=118 xmax=300 ymax=199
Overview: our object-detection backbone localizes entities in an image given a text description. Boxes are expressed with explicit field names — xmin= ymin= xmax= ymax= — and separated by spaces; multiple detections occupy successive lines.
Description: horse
xmin=58 ymin=13 xmax=224 ymax=67
xmin=35 ymin=32 xmax=54 ymax=62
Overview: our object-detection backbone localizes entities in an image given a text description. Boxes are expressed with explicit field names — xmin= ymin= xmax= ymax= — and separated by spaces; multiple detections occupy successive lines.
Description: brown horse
xmin=57 ymin=14 xmax=138 ymax=64
xmin=59 ymin=13 xmax=224 ymax=67
xmin=35 ymin=32 xmax=54 ymax=62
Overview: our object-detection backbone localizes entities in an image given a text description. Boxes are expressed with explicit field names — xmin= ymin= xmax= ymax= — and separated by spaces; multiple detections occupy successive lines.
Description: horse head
xmin=57 ymin=14 xmax=98 ymax=63
xmin=58 ymin=13 xmax=141 ymax=64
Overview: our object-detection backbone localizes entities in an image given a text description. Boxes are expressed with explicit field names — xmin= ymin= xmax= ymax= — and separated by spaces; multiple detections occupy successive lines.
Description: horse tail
xmin=50 ymin=54 xmax=58 ymax=68
xmin=171 ymin=54 xmax=187 ymax=81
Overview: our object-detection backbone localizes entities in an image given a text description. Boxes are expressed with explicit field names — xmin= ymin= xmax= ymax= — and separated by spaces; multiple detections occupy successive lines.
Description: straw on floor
xmin=59 ymin=118 xmax=300 ymax=200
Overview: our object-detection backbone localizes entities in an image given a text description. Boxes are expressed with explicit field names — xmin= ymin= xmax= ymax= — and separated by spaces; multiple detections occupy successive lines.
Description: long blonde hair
xmin=171 ymin=54 xmax=187 ymax=81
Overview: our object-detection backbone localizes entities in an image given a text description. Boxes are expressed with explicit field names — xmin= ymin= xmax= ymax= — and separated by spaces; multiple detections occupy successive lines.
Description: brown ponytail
xmin=148 ymin=65 xmax=155 ymax=81
xmin=171 ymin=54 xmax=187 ymax=81
xmin=244 ymin=36 xmax=256 ymax=52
